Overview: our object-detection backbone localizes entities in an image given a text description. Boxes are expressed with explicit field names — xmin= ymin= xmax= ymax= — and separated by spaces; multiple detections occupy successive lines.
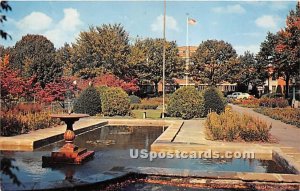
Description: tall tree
xmin=71 ymin=24 xmax=130 ymax=78
xmin=274 ymin=2 xmax=300 ymax=98
xmin=256 ymin=32 xmax=279 ymax=94
xmin=0 ymin=1 xmax=11 ymax=40
xmin=55 ymin=43 xmax=73 ymax=76
xmin=10 ymin=34 xmax=62 ymax=87
xmin=191 ymin=40 xmax=239 ymax=85
xmin=238 ymin=51 xmax=267 ymax=87
xmin=128 ymin=38 xmax=182 ymax=95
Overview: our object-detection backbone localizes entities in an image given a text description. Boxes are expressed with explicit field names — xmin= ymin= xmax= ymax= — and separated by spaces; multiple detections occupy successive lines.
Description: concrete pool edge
xmin=0 ymin=120 xmax=109 ymax=151
xmin=2 ymin=166 xmax=300 ymax=191
xmin=0 ymin=119 xmax=182 ymax=151
xmin=151 ymin=120 xmax=300 ymax=175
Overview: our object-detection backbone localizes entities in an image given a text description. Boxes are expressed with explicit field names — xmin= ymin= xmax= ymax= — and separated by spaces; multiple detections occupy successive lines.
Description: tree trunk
xmin=154 ymin=82 xmax=159 ymax=96
xmin=285 ymin=73 xmax=290 ymax=99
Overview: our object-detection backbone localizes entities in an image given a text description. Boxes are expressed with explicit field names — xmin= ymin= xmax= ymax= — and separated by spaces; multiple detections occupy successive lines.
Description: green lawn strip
xmin=131 ymin=109 xmax=162 ymax=119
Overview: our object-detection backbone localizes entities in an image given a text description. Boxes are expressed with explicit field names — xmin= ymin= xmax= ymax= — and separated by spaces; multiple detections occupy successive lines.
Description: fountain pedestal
xmin=42 ymin=114 xmax=94 ymax=165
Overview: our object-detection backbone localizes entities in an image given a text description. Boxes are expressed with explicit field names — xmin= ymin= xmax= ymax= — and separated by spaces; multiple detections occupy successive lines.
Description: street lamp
xmin=292 ymin=77 xmax=296 ymax=107
xmin=162 ymin=0 xmax=166 ymax=118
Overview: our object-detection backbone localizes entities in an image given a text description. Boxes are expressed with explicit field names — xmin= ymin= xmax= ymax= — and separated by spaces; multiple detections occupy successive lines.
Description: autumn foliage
xmin=66 ymin=74 xmax=139 ymax=94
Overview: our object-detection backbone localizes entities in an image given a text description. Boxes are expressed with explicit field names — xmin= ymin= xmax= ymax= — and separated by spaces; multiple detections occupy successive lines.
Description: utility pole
xmin=162 ymin=0 xmax=166 ymax=118
xmin=185 ymin=13 xmax=189 ymax=86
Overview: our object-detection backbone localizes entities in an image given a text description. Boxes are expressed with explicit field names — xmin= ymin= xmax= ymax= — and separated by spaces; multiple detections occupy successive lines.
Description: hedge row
xmin=167 ymin=86 xmax=226 ymax=119
xmin=74 ymin=86 xmax=130 ymax=116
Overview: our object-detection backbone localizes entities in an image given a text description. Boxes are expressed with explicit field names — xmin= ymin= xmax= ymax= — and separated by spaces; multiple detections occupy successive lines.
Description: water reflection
xmin=1 ymin=125 xmax=294 ymax=189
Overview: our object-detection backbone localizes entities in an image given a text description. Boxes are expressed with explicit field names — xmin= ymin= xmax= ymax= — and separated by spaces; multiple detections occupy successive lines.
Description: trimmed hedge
xmin=129 ymin=95 xmax=141 ymax=104
xmin=167 ymin=86 xmax=204 ymax=119
xmin=202 ymin=87 xmax=226 ymax=116
xmin=74 ymin=86 xmax=101 ymax=116
xmin=101 ymin=87 xmax=130 ymax=116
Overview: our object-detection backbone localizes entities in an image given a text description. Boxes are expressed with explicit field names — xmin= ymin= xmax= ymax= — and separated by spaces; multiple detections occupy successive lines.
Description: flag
xmin=188 ymin=18 xmax=197 ymax=25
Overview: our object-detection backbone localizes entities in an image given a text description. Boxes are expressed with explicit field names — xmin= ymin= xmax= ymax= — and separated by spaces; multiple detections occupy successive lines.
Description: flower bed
xmin=254 ymin=108 xmax=300 ymax=128
xmin=1 ymin=103 xmax=60 ymax=136
xmin=231 ymin=97 xmax=289 ymax=108
xmin=231 ymin=98 xmax=260 ymax=108
xmin=205 ymin=106 xmax=271 ymax=142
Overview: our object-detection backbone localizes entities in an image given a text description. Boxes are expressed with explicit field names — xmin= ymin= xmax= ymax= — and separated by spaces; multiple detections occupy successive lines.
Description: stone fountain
xmin=42 ymin=96 xmax=95 ymax=165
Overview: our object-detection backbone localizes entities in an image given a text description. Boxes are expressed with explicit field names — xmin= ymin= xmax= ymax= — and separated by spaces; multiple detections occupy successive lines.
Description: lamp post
xmin=185 ymin=13 xmax=189 ymax=86
xmin=162 ymin=0 xmax=166 ymax=118
xmin=292 ymin=77 xmax=296 ymax=107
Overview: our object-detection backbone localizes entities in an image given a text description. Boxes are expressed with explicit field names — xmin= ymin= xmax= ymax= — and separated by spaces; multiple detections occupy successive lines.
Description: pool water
xmin=0 ymin=125 xmax=293 ymax=188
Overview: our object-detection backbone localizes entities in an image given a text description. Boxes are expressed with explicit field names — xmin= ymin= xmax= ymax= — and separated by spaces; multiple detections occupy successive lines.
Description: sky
xmin=0 ymin=1 xmax=298 ymax=55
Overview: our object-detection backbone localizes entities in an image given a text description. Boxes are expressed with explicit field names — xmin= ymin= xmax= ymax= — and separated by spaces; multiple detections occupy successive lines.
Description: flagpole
xmin=185 ymin=13 xmax=189 ymax=86
xmin=162 ymin=0 xmax=166 ymax=118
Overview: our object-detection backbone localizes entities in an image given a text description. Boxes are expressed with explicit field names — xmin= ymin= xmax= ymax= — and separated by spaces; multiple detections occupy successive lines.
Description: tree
xmin=237 ymin=51 xmax=266 ymax=92
xmin=0 ymin=55 xmax=26 ymax=109
xmin=191 ymin=40 xmax=239 ymax=85
xmin=128 ymin=38 xmax=182 ymax=95
xmin=274 ymin=2 xmax=300 ymax=98
xmin=256 ymin=32 xmax=279 ymax=94
xmin=71 ymin=24 xmax=130 ymax=78
xmin=11 ymin=34 xmax=62 ymax=87
xmin=65 ymin=74 xmax=138 ymax=94
xmin=0 ymin=1 xmax=11 ymax=40
xmin=55 ymin=43 xmax=73 ymax=76
xmin=33 ymin=78 xmax=75 ymax=103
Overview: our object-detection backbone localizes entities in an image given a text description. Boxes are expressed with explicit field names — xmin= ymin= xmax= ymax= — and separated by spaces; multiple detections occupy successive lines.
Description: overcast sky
xmin=1 ymin=1 xmax=298 ymax=55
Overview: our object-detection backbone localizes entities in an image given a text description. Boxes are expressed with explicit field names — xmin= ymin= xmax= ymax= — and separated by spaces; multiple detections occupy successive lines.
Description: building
xmin=178 ymin=46 xmax=197 ymax=59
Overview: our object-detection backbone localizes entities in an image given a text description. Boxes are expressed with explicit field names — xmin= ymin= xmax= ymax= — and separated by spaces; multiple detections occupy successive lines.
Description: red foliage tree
xmin=33 ymin=78 xmax=75 ymax=103
xmin=66 ymin=74 xmax=139 ymax=94
xmin=0 ymin=55 xmax=27 ymax=107
xmin=274 ymin=2 xmax=300 ymax=98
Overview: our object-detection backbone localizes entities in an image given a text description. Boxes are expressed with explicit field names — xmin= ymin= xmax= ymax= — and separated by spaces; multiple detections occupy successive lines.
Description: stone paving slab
xmin=124 ymin=166 xmax=300 ymax=183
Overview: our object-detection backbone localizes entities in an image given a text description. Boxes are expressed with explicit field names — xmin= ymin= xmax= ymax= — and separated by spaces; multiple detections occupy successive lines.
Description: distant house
xmin=178 ymin=46 xmax=198 ymax=59
xmin=137 ymin=45 xmax=240 ymax=96
xmin=137 ymin=78 xmax=236 ymax=97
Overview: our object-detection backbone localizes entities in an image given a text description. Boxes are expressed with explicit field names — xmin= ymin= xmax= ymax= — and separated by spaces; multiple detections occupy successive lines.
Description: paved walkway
xmin=173 ymin=107 xmax=300 ymax=151
xmin=174 ymin=120 xmax=207 ymax=144
xmin=230 ymin=104 xmax=300 ymax=151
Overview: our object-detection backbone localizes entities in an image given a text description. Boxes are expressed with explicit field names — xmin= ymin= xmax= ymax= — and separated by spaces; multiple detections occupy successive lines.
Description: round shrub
xmin=74 ymin=86 xmax=101 ymax=116
xmin=201 ymin=87 xmax=226 ymax=116
xmin=129 ymin=95 xmax=141 ymax=104
xmin=167 ymin=86 xmax=204 ymax=119
xmin=101 ymin=87 xmax=130 ymax=116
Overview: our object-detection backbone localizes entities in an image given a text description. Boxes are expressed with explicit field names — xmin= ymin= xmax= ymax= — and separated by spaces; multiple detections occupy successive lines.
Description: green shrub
xmin=202 ymin=87 xmax=226 ymax=116
xmin=130 ymin=104 xmax=158 ymax=110
xmin=205 ymin=108 xmax=271 ymax=142
xmin=101 ymin=87 xmax=130 ymax=116
xmin=129 ymin=95 xmax=141 ymax=104
xmin=96 ymin=86 xmax=109 ymax=97
xmin=167 ymin=86 xmax=204 ymax=119
xmin=74 ymin=86 xmax=101 ymax=116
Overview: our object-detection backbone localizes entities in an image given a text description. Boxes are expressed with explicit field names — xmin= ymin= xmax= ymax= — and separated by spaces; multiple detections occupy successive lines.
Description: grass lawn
xmin=131 ymin=109 xmax=162 ymax=119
